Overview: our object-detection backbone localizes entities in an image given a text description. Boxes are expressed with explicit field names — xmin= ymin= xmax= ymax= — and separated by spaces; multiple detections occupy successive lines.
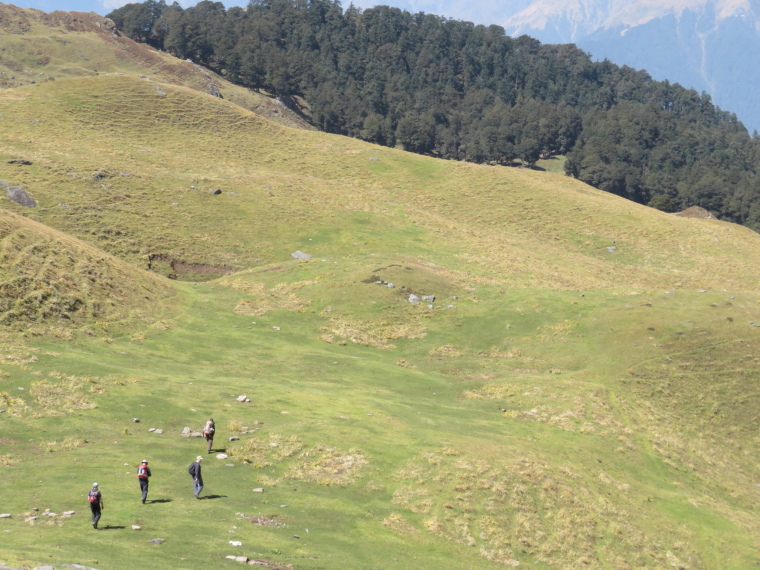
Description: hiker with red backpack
xmin=88 ymin=482 xmax=104 ymax=529
xmin=137 ymin=459 xmax=152 ymax=504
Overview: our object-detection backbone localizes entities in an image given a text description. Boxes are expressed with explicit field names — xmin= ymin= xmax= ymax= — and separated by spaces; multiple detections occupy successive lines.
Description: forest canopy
xmin=108 ymin=0 xmax=760 ymax=230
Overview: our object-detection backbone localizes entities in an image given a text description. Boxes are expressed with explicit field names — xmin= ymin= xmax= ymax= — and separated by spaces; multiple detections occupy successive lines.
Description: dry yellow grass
xmin=285 ymin=445 xmax=368 ymax=486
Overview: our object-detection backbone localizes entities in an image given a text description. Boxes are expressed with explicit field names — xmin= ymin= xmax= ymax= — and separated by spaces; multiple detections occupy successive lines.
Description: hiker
xmin=137 ymin=459 xmax=152 ymax=504
xmin=189 ymin=456 xmax=204 ymax=499
xmin=203 ymin=418 xmax=216 ymax=453
xmin=88 ymin=482 xmax=104 ymax=529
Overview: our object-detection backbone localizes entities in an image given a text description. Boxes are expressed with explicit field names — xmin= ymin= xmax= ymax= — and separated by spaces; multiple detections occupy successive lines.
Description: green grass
xmin=0 ymin=13 xmax=759 ymax=568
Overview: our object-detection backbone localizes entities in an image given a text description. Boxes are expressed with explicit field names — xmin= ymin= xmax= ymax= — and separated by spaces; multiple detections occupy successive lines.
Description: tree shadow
xmin=201 ymin=494 xmax=227 ymax=500
xmin=149 ymin=498 xmax=172 ymax=504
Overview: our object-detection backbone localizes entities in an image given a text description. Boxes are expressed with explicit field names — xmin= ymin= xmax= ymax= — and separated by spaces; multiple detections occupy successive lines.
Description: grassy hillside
xmin=0 ymin=3 xmax=310 ymax=130
xmin=0 ymin=45 xmax=759 ymax=570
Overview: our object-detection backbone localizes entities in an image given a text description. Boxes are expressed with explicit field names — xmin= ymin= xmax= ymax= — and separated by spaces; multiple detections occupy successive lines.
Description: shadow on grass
xmin=100 ymin=525 xmax=126 ymax=530
xmin=201 ymin=494 xmax=227 ymax=500
xmin=149 ymin=499 xmax=172 ymax=504
xmin=209 ymin=448 xmax=227 ymax=454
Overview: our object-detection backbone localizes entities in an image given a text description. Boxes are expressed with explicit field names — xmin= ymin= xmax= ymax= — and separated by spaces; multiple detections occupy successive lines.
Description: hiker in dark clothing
xmin=137 ymin=459 xmax=152 ymax=504
xmin=203 ymin=418 xmax=215 ymax=454
xmin=189 ymin=456 xmax=203 ymax=499
xmin=88 ymin=483 xmax=104 ymax=529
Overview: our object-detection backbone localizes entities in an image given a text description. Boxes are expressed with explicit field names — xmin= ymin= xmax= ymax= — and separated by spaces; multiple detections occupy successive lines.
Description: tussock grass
xmin=285 ymin=445 xmax=368 ymax=486
xmin=229 ymin=434 xmax=305 ymax=467
xmin=320 ymin=313 xmax=427 ymax=349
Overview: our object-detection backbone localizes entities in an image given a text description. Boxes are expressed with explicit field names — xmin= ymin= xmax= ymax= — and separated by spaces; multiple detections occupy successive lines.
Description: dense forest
xmin=108 ymin=0 xmax=760 ymax=229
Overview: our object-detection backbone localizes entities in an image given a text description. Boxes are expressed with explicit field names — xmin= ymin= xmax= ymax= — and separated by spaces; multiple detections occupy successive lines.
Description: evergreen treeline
xmin=108 ymin=0 xmax=760 ymax=229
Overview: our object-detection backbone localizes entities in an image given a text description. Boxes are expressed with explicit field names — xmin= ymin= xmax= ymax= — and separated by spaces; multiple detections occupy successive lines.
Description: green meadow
xmin=0 ymin=11 xmax=759 ymax=568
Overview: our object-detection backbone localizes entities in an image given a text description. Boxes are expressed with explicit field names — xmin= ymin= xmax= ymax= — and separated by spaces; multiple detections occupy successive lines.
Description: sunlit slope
xmin=1 ymin=73 xmax=760 ymax=291
xmin=0 ymin=3 xmax=309 ymax=129
xmin=0 ymin=208 xmax=173 ymax=327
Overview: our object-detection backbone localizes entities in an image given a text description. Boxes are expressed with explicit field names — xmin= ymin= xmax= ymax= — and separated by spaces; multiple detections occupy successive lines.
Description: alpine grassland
xmin=1 ymin=16 xmax=759 ymax=569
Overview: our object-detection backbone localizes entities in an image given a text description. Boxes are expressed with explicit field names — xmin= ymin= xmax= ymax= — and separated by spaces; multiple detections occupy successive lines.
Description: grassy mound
xmin=0 ymin=208 xmax=173 ymax=327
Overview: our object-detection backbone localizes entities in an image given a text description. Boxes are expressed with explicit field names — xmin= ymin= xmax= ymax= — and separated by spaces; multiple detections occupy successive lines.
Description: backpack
xmin=204 ymin=422 xmax=215 ymax=435
xmin=138 ymin=465 xmax=148 ymax=478
xmin=188 ymin=462 xmax=195 ymax=476
xmin=88 ymin=491 xmax=98 ymax=503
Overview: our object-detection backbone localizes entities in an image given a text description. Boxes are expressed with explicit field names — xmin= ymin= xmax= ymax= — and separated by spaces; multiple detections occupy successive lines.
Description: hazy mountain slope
xmin=502 ymin=0 xmax=760 ymax=132
xmin=0 ymin=2 xmax=311 ymax=130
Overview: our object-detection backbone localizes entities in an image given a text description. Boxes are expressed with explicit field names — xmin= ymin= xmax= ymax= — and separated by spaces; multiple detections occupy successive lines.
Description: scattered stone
xmin=236 ymin=395 xmax=248 ymax=402
xmin=291 ymin=250 xmax=312 ymax=260
xmin=191 ymin=432 xmax=203 ymax=437
xmin=272 ymin=326 xmax=280 ymax=331
xmin=182 ymin=427 xmax=192 ymax=436
xmin=210 ymin=188 xmax=222 ymax=195
xmin=148 ymin=428 xmax=155 ymax=432
xmin=422 ymin=295 xmax=435 ymax=302
xmin=451 ymin=296 xmax=458 ymax=300
xmin=5 ymin=186 xmax=36 ymax=207
xmin=154 ymin=85 xmax=166 ymax=96
xmin=207 ymin=83 xmax=222 ymax=98
xmin=235 ymin=557 xmax=248 ymax=564
xmin=408 ymin=294 xmax=420 ymax=303
xmin=216 ymin=453 xmax=229 ymax=459
xmin=0 ymin=514 xmax=10 ymax=519
xmin=252 ymin=488 xmax=264 ymax=493
xmin=427 ymin=304 xmax=434 ymax=309
xmin=226 ymin=556 xmax=237 ymax=560
xmin=293 ymin=535 xmax=300 ymax=539
xmin=607 ymin=246 xmax=617 ymax=252
xmin=369 ymin=157 xmax=378 ymax=161
xmin=132 ymin=525 xmax=141 ymax=530
xmin=25 ymin=516 xmax=38 ymax=521
xmin=387 ymin=283 xmax=394 ymax=288
xmin=148 ymin=538 xmax=164 ymax=544
xmin=280 ymin=505 xmax=288 ymax=508
xmin=7 ymin=159 xmax=32 ymax=165
xmin=229 ymin=436 xmax=239 ymax=441
xmin=229 ymin=540 xmax=243 ymax=546
xmin=63 ymin=511 xmax=76 ymax=516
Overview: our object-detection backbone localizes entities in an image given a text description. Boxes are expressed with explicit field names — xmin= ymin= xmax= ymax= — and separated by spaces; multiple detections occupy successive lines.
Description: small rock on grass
xmin=149 ymin=538 xmax=164 ymax=544
xmin=216 ymin=453 xmax=228 ymax=459
xmin=252 ymin=488 xmax=263 ymax=493
xmin=132 ymin=525 xmax=141 ymax=530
